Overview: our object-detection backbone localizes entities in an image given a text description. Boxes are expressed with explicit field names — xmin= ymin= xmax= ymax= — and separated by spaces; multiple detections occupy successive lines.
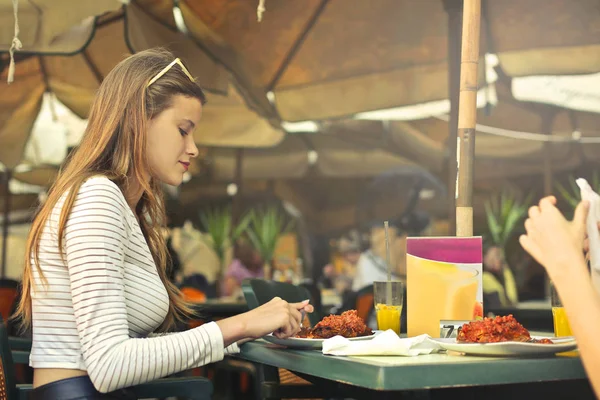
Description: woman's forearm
xmin=552 ymin=261 xmax=600 ymax=396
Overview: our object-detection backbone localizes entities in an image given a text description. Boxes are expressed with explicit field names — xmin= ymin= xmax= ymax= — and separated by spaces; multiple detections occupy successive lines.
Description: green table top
xmin=238 ymin=340 xmax=587 ymax=391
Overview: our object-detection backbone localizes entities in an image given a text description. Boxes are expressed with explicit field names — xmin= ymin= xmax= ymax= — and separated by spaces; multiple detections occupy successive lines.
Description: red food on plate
xmin=457 ymin=314 xmax=553 ymax=344
xmin=295 ymin=310 xmax=373 ymax=339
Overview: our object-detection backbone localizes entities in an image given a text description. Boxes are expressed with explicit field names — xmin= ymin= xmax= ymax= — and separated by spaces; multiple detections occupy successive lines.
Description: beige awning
xmin=205 ymin=134 xmax=416 ymax=181
xmin=0 ymin=5 xmax=283 ymax=169
xmin=136 ymin=0 xmax=600 ymax=122
xmin=0 ymin=0 xmax=122 ymax=53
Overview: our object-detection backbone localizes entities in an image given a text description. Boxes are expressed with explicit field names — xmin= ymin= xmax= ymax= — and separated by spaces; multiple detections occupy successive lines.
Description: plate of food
xmin=431 ymin=315 xmax=577 ymax=356
xmin=263 ymin=310 xmax=377 ymax=349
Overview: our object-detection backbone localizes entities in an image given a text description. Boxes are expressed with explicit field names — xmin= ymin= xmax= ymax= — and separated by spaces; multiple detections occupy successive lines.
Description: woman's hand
xmin=519 ymin=196 xmax=589 ymax=280
xmin=218 ymin=297 xmax=314 ymax=346
xmin=244 ymin=297 xmax=314 ymax=339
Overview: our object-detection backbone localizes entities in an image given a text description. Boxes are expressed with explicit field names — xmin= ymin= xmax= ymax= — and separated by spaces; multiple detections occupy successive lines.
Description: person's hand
xmin=240 ymin=297 xmax=314 ymax=340
xmin=583 ymin=221 xmax=600 ymax=262
xmin=519 ymin=196 xmax=589 ymax=279
xmin=323 ymin=264 xmax=335 ymax=278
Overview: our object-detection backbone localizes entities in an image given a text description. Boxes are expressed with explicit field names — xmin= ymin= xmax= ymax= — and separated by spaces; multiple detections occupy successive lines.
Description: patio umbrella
xmin=0 ymin=4 xmax=284 ymax=170
xmin=356 ymin=166 xmax=447 ymax=231
xmin=137 ymin=0 xmax=600 ymax=122
xmin=203 ymin=132 xmax=416 ymax=181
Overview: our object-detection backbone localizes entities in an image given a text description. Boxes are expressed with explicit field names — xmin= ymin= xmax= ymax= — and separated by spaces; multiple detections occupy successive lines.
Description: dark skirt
xmin=30 ymin=376 xmax=136 ymax=400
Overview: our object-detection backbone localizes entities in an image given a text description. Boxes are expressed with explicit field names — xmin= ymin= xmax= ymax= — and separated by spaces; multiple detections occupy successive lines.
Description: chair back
xmin=355 ymin=290 xmax=374 ymax=322
xmin=242 ymin=279 xmax=319 ymax=326
xmin=0 ymin=281 xmax=18 ymax=323
xmin=0 ymin=316 xmax=17 ymax=400
xmin=180 ymin=287 xmax=207 ymax=303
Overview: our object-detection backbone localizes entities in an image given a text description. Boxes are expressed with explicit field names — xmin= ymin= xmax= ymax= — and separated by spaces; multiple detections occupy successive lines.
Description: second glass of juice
xmin=373 ymin=281 xmax=404 ymax=335
xmin=551 ymin=282 xmax=572 ymax=337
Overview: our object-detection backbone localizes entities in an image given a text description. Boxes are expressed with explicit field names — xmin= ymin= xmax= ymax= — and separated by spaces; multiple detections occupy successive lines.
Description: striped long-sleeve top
xmin=30 ymin=176 xmax=239 ymax=393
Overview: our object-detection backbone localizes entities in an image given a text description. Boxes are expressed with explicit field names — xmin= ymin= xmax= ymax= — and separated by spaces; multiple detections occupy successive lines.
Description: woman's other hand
xmin=519 ymin=196 xmax=589 ymax=280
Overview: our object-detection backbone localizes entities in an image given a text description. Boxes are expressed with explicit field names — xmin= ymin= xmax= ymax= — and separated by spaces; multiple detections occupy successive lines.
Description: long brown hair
xmin=15 ymin=48 xmax=206 ymax=332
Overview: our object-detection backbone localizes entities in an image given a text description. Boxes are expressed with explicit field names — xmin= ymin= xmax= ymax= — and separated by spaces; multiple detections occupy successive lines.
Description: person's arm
xmin=552 ymin=259 xmax=600 ymax=397
xmin=520 ymin=197 xmax=600 ymax=397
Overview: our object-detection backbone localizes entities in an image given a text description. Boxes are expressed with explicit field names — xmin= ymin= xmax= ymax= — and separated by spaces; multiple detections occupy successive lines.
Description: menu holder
xmin=407 ymin=236 xmax=483 ymax=338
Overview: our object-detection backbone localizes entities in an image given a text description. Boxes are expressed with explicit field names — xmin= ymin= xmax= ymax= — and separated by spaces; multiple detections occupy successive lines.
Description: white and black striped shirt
xmin=30 ymin=176 xmax=239 ymax=393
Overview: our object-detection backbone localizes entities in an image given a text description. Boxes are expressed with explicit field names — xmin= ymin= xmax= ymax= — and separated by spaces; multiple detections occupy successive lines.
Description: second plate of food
xmin=431 ymin=336 xmax=577 ymax=356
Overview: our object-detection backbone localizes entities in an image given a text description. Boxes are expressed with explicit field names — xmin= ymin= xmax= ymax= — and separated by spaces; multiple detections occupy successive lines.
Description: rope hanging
xmin=434 ymin=114 xmax=600 ymax=143
xmin=7 ymin=0 xmax=22 ymax=84
xmin=257 ymin=0 xmax=266 ymax=22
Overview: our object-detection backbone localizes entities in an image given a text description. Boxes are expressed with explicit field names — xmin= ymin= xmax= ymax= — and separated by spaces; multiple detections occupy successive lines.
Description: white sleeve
xmin=352 ymin=254 xmax=368 ymax=292
xmin=225 ymin=342 xmax=240 ymax=355
xmin=64 ymin=179 xmax=228 ymax=393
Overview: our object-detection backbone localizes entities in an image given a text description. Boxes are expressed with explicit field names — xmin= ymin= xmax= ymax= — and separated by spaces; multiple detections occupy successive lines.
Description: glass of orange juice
xmin=373 ymin=281 xmax=404 ymax=335
xmin=551 ymin=282 xmax=572 ymax=337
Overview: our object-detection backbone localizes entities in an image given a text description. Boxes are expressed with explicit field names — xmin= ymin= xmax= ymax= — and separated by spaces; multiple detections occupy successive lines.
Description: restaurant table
xmin=235 ymin=339 xmax=594 ymax=399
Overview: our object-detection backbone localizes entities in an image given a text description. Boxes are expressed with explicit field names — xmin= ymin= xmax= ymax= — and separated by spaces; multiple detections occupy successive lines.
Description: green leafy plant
xmin=484 ymin=190 xmax=533 ymax=248
xmin=198 ymin=206 xmax=252 ymax=270
xmin=555 ymin=172 xmax=600 ymax=210
xmin=246 ymin=206 xmax=295 ymax=267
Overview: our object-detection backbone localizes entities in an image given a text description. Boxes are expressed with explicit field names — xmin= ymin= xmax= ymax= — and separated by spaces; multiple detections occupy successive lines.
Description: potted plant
xmin=198 ymin=206 xmax=252 ymax=281
xmin=484 ymin=190 xmax=532 ymax=249
xmin=555 ymin=172 xmax=600 ymax=216
xmin=483 ymin=189 xmax=533 ymax=291
xmin=246 ymin=206 xmax=295 ymax=280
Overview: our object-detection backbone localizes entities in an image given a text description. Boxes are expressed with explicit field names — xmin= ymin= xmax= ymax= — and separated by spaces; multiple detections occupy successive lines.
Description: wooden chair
xmin=0 ymin=281 xmax=19 ymax=329
xmin=0 ymin=316 xmax=214 ymax=400
xmin=0 ymin=315 xmax=32 ymax=400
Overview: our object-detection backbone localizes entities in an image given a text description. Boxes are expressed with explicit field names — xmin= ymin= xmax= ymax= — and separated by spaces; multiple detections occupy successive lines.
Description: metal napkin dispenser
xmin=439 ymin=320 xmax=471 ymax=339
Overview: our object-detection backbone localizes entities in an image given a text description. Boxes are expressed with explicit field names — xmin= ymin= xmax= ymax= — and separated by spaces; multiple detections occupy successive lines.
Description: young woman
xmin=16 ymin=48 xmax=313 ymax=400
xmin=520 ymin=196 xmax=600 ymax=398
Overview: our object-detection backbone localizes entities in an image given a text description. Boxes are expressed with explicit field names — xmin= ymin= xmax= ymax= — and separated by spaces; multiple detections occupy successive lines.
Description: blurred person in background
xmin=321 ymin=230 xmax=362 ymax=296
xmin=220 ymin=239 xmax=264 ymax=298
xmin=482 ymin=244 xmax=518 ymax=308
xmin=352 ymin=222 xmax=405 ymax=292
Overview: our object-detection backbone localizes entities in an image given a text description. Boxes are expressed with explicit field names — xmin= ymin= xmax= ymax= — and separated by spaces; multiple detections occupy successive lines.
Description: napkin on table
xmin=321 ymin=330 xmax=442 ymax=356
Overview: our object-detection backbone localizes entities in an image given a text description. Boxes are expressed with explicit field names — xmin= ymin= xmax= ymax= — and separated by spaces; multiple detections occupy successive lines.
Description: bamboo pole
xmin=443 ymin=0 xmax=463 ymax=236
xmin=455 ymin=0 xmax=481 ymax=237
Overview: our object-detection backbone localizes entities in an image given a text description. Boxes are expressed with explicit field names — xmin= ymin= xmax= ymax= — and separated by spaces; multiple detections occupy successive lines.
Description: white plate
xmin=431 ymin=336 xmax=578 ymax=357
xmin=263 ymin=331 xmax=379 ymax=349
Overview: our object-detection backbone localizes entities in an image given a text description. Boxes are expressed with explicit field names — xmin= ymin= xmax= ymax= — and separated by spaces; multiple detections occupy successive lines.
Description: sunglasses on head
xmin=147 ymin=58 xmax=194 ymax=87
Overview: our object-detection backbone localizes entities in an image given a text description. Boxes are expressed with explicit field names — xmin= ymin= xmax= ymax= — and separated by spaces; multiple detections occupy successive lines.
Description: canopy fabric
xmin=0 ymin=0 xmax=122 ymax=53
xmin=138 ymin=0 xmax=600 ymax=122
xmin=0 ymin=6 xmax=283 ymax=169
xmin=205 ymin=133 xmax=416 ymax=181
